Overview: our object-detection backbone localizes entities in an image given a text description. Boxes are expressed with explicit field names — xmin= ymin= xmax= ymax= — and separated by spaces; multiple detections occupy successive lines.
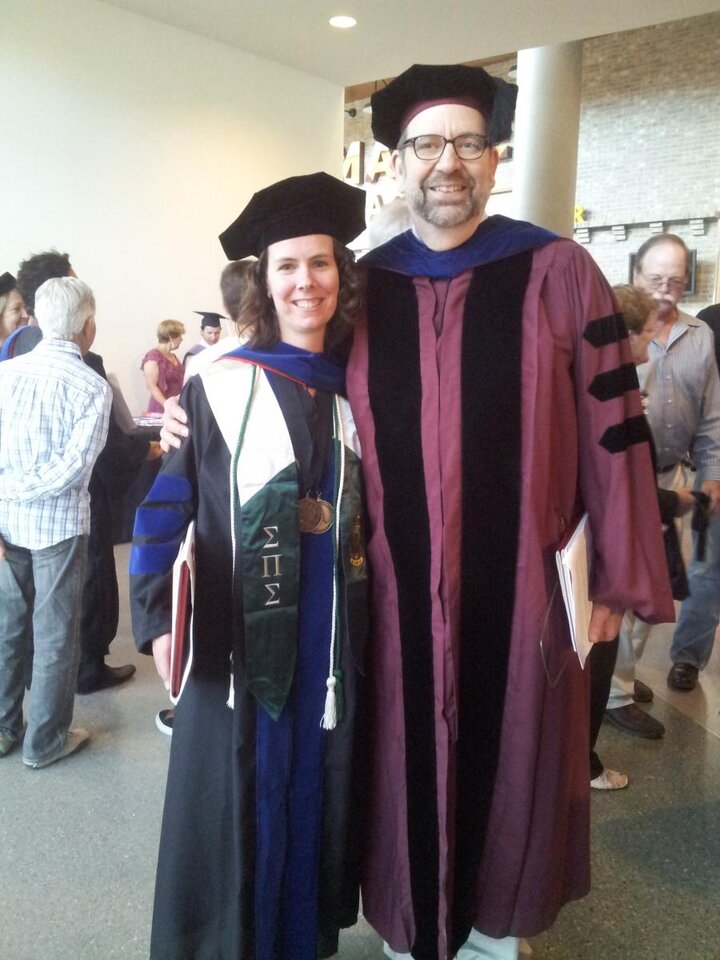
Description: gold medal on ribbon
xmin=312 ymin=499 xmax=334 ymax=534
xmin=298 ymin=496 xmax=322 ymax=532
xmin=298 ymin=496 xmax=334 ymax=534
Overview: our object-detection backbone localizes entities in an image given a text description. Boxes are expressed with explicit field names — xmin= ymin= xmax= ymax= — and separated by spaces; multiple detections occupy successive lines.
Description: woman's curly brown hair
xmin=236 ymin=240 xmax=364 ymax=356
xmin=612 ymin=284 xmax=655 ymax=335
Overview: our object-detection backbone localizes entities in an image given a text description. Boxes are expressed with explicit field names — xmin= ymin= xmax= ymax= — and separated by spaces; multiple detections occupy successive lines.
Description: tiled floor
xmin=637 ymin=616 xmax=720 ymax=738
xmin=0 ymin=546 xmax=718 ymax=960
xmin=532 ymin=616 xmax=720 ymax=960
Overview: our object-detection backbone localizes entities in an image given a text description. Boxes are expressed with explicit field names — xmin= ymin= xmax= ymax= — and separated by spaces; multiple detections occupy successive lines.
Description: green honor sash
xmin=201 ymin=358 xmax=365 ymax=722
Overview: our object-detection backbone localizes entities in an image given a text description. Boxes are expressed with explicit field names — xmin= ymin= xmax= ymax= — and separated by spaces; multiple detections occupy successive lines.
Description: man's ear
xmin=78 ymin=313 xmax=96 ymax=353
xmin=487 ymin=146 xmax=500 ymax=190
xmin=390 ymin=149 xmax=405 ymax=186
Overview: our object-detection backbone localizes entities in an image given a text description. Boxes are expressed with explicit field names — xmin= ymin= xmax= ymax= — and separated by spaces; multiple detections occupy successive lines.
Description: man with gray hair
xmin=606 ymin=234 xmax=720 ymax=739
xmin=0 ymin=277 xmax=111 ymax=768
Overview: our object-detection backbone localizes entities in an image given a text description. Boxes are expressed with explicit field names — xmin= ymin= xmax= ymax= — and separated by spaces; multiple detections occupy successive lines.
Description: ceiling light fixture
xmin=329 ymin=15 xmax=357 ymax=29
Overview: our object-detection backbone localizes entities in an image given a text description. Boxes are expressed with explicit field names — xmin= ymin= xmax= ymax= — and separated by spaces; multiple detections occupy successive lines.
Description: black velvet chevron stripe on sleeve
xmin=588 ymin=363 xmax=639 ymax=402
xmin=582 ymin=313 xmax=628 ymax=347
xmin=129 ymin=474 xmax=194 ymax=576
xmin=599 ymin=414 xmax=652 ymax=453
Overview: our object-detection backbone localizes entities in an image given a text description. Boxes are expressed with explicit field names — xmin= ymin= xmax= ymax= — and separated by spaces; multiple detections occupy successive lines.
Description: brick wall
xmin=576 ymin=12 xmax=720 ymax=309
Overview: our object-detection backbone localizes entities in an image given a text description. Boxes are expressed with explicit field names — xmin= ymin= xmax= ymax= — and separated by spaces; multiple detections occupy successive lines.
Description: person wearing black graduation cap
xmin=344 ymin=64 xmax=674 ymax=960
xmin=183 ymin=310 xmax=226 ymax=365
xmin=130 ymin=172 xmax=369 ymax=960
xmin=157 ymin=65 xmax=676 ymax=960
xmin=0 ymin=272 xmax=29 ymax=347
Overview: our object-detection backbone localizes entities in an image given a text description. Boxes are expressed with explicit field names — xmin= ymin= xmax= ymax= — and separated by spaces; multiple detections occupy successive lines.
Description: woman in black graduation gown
xmin=130 ymin=173 xmax=369 ymax=960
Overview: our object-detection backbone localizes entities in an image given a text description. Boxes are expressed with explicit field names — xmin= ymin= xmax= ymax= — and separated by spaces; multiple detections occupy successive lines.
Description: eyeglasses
xmin=398 ymin=133 xmax=492 ymax=161
xmin=639 ymin=272 xmax=686 ymax=292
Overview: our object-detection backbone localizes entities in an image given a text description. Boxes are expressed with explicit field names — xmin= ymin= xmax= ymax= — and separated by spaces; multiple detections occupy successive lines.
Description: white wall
xmin=1 ymin=0 xmax=344 ymax=411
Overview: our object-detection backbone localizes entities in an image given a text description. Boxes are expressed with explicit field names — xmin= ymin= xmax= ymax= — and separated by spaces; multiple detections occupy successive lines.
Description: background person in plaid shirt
xmin=0 ymin=277 xmax=111 ymax=768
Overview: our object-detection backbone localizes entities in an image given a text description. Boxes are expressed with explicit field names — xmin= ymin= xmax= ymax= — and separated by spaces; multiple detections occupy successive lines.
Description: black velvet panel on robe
xmin=366 ymin=253 xmax=531 ymax=960
xmin=450 ymin=252 xmax=530 ymax=956
xmin=367 ymin=270 xmax=439 ymax=960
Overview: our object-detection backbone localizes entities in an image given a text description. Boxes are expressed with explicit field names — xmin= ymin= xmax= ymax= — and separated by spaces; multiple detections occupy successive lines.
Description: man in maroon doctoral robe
xmin=159 ymin=63 xmax=675 ymax=960
xmin=346 ymin=63 xmax=675 ymax=960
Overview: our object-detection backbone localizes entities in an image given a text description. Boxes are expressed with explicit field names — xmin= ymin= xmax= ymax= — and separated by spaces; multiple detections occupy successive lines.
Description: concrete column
xmin=512 ymin=42 xmax=583 ymax=237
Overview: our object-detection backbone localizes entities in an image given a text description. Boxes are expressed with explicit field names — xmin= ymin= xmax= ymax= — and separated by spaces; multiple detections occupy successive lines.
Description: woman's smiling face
xmin=265 ymin=234 xmax=339 ymax=351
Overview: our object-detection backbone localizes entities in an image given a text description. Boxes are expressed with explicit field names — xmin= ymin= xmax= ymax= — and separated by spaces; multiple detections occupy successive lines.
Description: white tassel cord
xmin=321 ymin=397 xmax=346 ymax=731
xmin=322 ymin=675 xmax=337 ymax=731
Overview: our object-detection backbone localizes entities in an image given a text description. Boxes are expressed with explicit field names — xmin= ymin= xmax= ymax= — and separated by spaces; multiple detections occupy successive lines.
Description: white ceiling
xmin=97 ymin=0 xmax=719 ymax=87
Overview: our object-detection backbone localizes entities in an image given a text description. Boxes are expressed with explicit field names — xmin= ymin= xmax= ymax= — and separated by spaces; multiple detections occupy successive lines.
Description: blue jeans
xmin=671 ymin=512 xmax=720 ymax=670
xmin=0 ymin=535 xmax=88 ymax=762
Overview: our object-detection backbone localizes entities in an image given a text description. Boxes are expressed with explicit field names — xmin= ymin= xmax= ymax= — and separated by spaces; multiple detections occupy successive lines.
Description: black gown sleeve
xmin=129 ymin=379 xmax=202 ymax=653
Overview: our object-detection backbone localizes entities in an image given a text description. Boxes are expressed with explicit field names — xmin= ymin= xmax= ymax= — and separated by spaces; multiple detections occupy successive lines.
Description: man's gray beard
xmin=406 ymin=184 xmax=482 ymax=229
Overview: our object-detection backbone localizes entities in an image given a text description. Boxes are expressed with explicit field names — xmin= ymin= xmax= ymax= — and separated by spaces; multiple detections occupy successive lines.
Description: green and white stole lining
xmin=201 ymin=358 xmax=354 ymax=728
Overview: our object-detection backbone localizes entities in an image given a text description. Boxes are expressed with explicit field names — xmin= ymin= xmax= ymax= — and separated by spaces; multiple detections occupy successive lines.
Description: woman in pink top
xmin=141 ymin=319 xmax=185 ymax=413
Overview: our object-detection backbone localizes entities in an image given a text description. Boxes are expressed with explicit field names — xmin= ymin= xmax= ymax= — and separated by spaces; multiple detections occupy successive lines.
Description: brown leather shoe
xmin=77 ymin=663 xmax=136 ymax=694
xmin=24 ymin=728 xmax=90 ymax=768
xmin=667 ymin=662 xmax=699 ymax=691
xmin=633 ymin=679 xmax=654 ymax=703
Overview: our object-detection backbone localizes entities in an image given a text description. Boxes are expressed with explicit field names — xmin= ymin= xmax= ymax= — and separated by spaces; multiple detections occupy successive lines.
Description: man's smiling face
xmin=392 ymin=103 xmax=498 ymax=236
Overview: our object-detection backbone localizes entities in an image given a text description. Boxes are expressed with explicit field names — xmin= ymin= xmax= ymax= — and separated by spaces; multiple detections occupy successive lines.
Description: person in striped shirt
xmin=0 ymin=277 xmax=111 ymax=768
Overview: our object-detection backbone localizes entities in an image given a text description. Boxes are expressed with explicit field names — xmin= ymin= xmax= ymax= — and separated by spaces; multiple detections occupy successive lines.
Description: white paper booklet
xmin=555 ymin=513 xmax=594 ymax=668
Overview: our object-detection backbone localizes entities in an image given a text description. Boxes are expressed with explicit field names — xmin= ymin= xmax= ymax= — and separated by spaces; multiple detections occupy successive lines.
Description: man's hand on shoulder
xmin=160 ymin=395 xmax=188 ymax=452
xmin=588 ymin=603 xmax=623 ymax=644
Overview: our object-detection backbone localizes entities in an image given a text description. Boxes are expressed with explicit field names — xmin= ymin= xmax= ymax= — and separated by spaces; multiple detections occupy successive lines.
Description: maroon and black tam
xmin=370 ymin=63 xmax=518 ymax=149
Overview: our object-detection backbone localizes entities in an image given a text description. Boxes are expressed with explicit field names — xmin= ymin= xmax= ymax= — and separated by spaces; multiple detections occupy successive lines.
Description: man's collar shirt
xmin=0 ymin=338 xmax=112 ymax=549
xmin=637 ymin=309 xmax=720 ymax=479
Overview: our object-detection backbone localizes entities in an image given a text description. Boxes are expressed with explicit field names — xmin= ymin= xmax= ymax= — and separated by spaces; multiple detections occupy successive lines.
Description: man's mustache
xmin=424 ymin=175 xmax=474 ymax=189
